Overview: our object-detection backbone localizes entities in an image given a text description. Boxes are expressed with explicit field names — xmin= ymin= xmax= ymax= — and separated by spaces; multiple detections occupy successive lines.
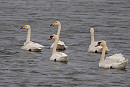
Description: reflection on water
xmin=99 ymin=68 xmax=127 ymax=75
xmin=50 ymin=61 xmax=68 ymax=69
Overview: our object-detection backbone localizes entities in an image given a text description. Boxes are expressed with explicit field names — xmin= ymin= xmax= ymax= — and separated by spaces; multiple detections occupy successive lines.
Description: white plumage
xmin=50 ymin=40 xmax=67 ymax=50
xmin=48 ymin=34 xmax=68 ymax=62
xmin=20 ymin=25 xmax=44 ymax=52
xmin=88 ymin=41 xmax=103 ymax=53
xmin=96 ymin=40 xmax=128 ymax=69
xmin=50 ymin=52 xmax=68 ymax=62
xmin=22 ymin=41 xmax=44 ymax=52
xmin=50 ymin=21 xmax=67 ymax=50
xmin=88 ymin=28 xmax=109 ymax=53
xmin=100 ymin=53 xmax=128 ymax=69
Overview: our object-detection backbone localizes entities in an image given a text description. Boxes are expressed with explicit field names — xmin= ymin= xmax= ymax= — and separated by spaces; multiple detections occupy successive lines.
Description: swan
xmin=20 ymin=25 xmax=44 ymax=52
xmin=96 ymin=40 xmax=128 ymax=69
xmin=88 ymin=28 xmax=109 ymax=53
xmin=48 ymin=34 xmax=68 ymax=62
xmin=50 ymin=21 xmax=67 ymax=50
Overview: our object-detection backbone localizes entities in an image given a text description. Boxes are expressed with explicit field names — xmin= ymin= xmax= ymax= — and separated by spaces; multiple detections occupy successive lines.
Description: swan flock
xmin=19 ymin=21 xmax=128 ymax=69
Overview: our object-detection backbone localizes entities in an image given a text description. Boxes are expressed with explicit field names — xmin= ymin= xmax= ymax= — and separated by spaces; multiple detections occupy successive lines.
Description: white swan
xmin=20 ymin=25 xmax=44 ymax=52
xmin=96 ymin=40 xmax=128 ymax=69
xmin=48 ymin=34 xmax=68 ymax=62
xmin=50 ymin=21 xmax=67 ymax=50
xmin=88 ymin=28 xmax=109 ymax=53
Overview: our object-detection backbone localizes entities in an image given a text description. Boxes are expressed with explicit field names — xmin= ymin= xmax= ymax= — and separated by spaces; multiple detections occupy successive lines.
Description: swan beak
xmin=95 ymin=42 xmax=102 ymax=47
xmin=20 ymin=26 xmax=26 ymax=29
xmin=48 ymin=36 xmax=53 ymax=40
xmin=50 ymin=22 xmax=55 ymax=26
xmin=48 ymin=38 xmax=52 ymax=40
xmin=95 ymin=43 xmax=100 ymax=47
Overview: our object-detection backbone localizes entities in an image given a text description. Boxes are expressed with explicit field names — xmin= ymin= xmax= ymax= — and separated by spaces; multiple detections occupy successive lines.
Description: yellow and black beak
xmin=20 ymin=26 xmax=26 ymax=29
xmin=50 ymin=22 xmax=56 ymax=26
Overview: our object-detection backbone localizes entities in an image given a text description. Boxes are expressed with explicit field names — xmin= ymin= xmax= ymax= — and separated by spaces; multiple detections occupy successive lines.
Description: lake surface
xmin=0 ymin=0 xmax=130 ymax=87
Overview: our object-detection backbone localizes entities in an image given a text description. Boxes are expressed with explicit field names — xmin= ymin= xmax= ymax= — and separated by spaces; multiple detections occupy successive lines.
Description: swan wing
xmin=50 ymin=52 xmax=68 ymax=62
xmin=50 ymin=40 xmax=67 ymax=49
xmin=107 ymin=53 xmax=125 ymax=61
xmin=28 ymin=41 xmax=44 ymax=48
xmin=22 ymin=41 xmax=44 ymax=51
xmin=58 ymin=40 xmax=67 ymax=47
xmin=100 ymin=53 xmax=128 ymax=69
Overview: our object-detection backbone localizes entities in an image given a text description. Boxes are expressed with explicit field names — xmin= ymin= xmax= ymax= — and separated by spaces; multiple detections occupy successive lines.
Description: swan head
xmin=20 ymin=25 xmax=31 ymax=30
xmin=48 ymin=34 xmax=58 ymax=40
xmin=90 ymin=28 xmax=94 ymax=33
xmin=95 ymin=40 xmax=106 ymax=47
xmin=50 ymin=21 xmax=61 ymax=26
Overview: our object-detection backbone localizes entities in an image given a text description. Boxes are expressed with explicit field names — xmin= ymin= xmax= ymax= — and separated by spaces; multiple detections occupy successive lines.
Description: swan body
xmin=88 ymin=28 xmax=109 ymax=53
xmin=48 ymin=34 xmax=68 ymax=62
xmin=50 ymin=40 xmax=67 ymax=50
xmin=20 ymin=25 xmax=44 ymax=52
xmin=22 ymin=41 xmax=44 ymax=52
xmin=96 ymin=40 xmax=128 ymax=69
xmin=50 ymin=21 xmax=67 ymax=50
xmin=50 ymin=52 xmax=68 ymax=62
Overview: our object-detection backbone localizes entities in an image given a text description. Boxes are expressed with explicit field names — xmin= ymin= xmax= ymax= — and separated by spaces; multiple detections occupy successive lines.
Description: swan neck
xmin=57 ymin=24 xmax=61 ymax=37
xmin=99 ymin=45 xmax=106 ymax=65
xmin=52 ymin=36 xmax=59 ymax=54
xmin=26 ymin=29 xmax=31 ymax=43
xmin=91 ymin=31 xmax=94 ymax=43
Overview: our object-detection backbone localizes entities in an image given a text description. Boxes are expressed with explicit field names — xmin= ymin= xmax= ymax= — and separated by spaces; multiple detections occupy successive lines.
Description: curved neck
xmin=57 ymin=24 xmax=61 ymax=37
xmin=52 ymin=36 xmax=59 ymax=54
xmin=26 ymin=29 xmax=31 ymax=43
xmin=91 ymin=31 xmax=94 ymax=43
xmin=99 ymin=45 xmax=106 ymax=66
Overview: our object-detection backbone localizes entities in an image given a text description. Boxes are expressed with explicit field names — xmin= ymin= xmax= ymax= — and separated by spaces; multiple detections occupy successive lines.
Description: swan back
xmin=107 ymin=53 xmax=125 ymax=61
xmin=50 ymin=40 xmax=67 ymax=50
xmin=22 ymin=41 xmax=44 ymax=51
xmin=50 ymin=52 xmax=68 ymax=62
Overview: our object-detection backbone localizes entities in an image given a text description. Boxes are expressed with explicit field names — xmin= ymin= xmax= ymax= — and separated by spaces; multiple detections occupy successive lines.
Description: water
xmin=0 ymin=0 xmax=130 ymax=87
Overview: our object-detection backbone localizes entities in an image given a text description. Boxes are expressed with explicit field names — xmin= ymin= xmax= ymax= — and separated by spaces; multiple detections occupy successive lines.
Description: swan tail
xmin=117 ymin=59 xmax=128 ymax=69
xmin=31 ymin=47 xmax=42 ymax=52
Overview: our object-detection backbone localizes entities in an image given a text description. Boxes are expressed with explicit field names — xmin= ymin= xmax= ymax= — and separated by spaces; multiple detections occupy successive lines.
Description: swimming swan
xmin=88 ymin=28 xmax=109 ymax=53
xmin=50 ymin=21 xmax=67 ymax=50
xmin=96 ymin=40 xmax=128 ymax=69
xmin=20 ymin=25 xmax=44 ymax=52
xmin=48 ymin=34 xmax=68 ymax=62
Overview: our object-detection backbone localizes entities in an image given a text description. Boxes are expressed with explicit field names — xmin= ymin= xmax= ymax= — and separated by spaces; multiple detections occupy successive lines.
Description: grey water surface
xmin=0 ymin=0 xmax=130 ymax=87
